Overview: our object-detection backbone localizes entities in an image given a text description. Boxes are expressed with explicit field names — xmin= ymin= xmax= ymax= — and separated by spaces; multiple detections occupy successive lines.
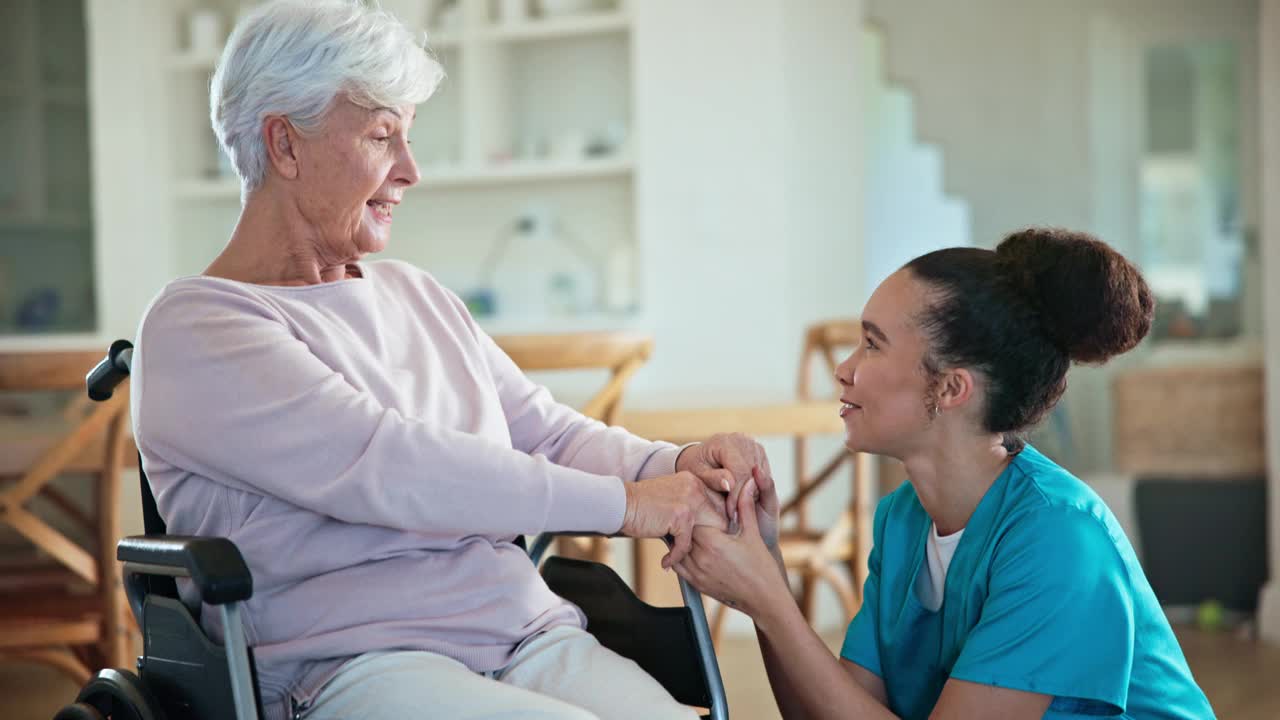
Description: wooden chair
xmin=0 ymin=350 xmax=136 ymax=684
xmin=492 ymin=331 xmax=654 ymax=580
xmin=494 ymin=331 xmax=652 ymax=426
xmin=619 ymin=319 xmax=874 ymax=642
xmin=787 ymin=319 xmax=872 ymax=625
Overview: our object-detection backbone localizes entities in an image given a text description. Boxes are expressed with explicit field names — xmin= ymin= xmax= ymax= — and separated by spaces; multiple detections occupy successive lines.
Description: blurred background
xmin=1 ymin=0 xmax=1278 ymax=718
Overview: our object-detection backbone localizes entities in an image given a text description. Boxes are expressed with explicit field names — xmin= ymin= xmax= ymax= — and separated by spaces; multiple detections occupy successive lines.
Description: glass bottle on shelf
xmin=480 ymin=205 xmax=599 ymax=321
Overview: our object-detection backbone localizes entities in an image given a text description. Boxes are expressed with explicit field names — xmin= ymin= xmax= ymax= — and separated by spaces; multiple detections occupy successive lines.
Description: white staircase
xmin=861 ymin=25 xmax=971 ymax=291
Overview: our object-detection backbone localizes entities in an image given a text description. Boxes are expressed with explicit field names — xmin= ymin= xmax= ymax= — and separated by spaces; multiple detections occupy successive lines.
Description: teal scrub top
xmin=840 ymin=445 xmax=1214 ymax=719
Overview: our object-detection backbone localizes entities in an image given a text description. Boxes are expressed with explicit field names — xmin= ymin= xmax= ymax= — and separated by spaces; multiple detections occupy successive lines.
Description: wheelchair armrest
xmin=117 ymin=535 xmax=253 ymax=605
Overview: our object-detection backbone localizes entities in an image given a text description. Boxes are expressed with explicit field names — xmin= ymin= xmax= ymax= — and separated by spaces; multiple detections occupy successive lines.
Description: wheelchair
xmin=54 ymin=340 xmax=728 ymax=720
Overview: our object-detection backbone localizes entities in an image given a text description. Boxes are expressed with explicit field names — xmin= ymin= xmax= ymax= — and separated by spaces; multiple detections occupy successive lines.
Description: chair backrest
xmin=795 ymin=319 xmax=860 ymax=401
xmin=791 ymin=318 xmax=861 ymax=530
xmin=0 ymin=350 xmax=109 ymax=392
xmin=0 ymin=352 xmax=132 ymax=501
xmin=493 ymin=332 xmax=653 ymax=425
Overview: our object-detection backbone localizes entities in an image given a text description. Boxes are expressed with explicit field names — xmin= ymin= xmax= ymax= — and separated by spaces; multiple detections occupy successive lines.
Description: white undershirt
xmin=916 ymin=522 xmax=965 ymax=612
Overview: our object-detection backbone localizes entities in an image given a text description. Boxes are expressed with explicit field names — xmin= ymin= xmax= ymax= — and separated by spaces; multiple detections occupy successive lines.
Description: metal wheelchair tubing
xmin=680 ymin=577 xmax=729 ymax=720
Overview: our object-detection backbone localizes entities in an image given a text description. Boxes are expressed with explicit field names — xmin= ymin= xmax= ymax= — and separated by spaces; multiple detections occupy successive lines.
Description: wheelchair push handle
xmin=87 ymin=339 xmax=134 ymax=401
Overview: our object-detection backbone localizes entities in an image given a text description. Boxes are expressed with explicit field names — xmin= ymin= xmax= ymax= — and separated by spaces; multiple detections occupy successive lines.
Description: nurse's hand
xmin=622 ymin=471 xmax=729 ymax=569
xmin=748 ymin=465 xmax=780 ymax=550
xmin=676 ymin=433 xmax=774 ymax=529
xmin=673 ymin=478 xmax=791 ymax=621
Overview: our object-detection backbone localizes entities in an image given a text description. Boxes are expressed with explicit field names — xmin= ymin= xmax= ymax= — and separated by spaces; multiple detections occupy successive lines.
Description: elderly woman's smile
xmin=367 ymin=198 xmax=395 ymax=222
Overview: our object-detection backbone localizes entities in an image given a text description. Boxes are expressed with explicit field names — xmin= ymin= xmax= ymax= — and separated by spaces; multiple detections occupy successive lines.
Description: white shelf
xmin=171 ymin=28 xmax=463 ymax=71
xmin=417 ymin=154 xmax=633 ymax=187
xmin=162 ymin=12 xmax=631 ymax=66
xmin=483 ymin=11 xmax=630 ymax=43
xmin=174 ymin=155 xmax=633 ymax=199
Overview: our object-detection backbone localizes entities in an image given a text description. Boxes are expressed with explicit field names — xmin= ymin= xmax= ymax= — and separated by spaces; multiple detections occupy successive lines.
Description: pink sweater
xmin=131 ymin=259 xmax=679 ymax=718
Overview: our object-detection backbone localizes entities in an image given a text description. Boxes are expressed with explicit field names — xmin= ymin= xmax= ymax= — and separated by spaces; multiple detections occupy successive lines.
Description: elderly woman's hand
xmin=622 ymin=472 xmax=729 ymax=569
xmin=673 ymin=478 xmax=790 ymax=621
xmin=676 ymin=433 xmax=774 ymax=529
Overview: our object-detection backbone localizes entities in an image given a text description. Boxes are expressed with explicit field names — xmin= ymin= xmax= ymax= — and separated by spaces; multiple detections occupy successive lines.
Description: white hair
xmin=210 ymin=0 xmax=444 ymax=202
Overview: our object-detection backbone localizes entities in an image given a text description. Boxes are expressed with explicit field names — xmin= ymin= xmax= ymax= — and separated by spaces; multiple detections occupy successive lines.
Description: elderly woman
xmin=675 ymin=230 xmax=1214 ymax=719
xmin=131 ymin=2 xmax=768 ymax=719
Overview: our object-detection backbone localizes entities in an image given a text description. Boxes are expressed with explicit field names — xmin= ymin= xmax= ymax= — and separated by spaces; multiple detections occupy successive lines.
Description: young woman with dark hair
xmin=675 ymin=229 xmax=1214 ymax=719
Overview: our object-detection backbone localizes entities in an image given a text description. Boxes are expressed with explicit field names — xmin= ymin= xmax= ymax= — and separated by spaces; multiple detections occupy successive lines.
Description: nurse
xmin=674 ymin=228 xmax=1215 ymax=719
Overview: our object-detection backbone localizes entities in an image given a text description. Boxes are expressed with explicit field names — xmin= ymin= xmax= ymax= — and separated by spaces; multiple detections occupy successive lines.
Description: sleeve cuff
xmin=636 ymin=443 xmax=690 ymax=481
xmin=542 ymin=466 xmax=627 ymax=535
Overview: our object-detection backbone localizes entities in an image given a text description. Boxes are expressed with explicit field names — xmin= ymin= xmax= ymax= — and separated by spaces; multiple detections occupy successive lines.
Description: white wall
xmin=87 ymin=1 xmax=177 ymax=344
xmin=631 ymin=0 xmax=866 ymax=632
xmin=629 ymin=0 xmax=792 ymax=407
xmin=1256 ymin=0 xmax=1280 ymax=645
xmin=628 ymin=0 xmax=864 ymax=408
xmin=782 ymin=1 xmax=868 ymax=331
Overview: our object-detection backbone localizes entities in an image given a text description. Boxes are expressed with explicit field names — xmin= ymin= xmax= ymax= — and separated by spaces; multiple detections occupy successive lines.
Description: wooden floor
xmin=4 ymin=625 xmax=1278 ymax=719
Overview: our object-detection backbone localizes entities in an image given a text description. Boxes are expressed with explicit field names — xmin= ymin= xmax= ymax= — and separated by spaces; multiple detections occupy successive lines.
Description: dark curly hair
xmin=904 ymin=228 xmax=1155 ymax=453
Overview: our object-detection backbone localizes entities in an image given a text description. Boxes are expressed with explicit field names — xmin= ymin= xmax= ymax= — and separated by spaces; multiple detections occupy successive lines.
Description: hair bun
xmin=995 ymin=228 xmax=1154 ymax=364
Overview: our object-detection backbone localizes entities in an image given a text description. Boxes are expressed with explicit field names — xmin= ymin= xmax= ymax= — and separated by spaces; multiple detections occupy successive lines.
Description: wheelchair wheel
xmin=52 ymin=702 xmax=105 ymax=720
xmin=72 ymin=669 xmax=165 ymax=720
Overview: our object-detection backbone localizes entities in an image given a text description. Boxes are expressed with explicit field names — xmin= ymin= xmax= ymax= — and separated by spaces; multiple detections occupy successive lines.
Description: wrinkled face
xmin=290 ymin=98 xmax=419 ymax=262
xmin=836 ymin=269 xmax=938 ymax=458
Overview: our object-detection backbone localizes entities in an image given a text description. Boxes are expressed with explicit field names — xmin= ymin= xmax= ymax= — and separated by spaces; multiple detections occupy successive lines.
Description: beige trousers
xmin=300 ymin=625 xmax=701 ymax=720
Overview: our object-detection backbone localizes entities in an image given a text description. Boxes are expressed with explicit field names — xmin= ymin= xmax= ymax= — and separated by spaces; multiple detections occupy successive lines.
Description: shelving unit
xmin=157 ymin=0 xmax=639 ymax=332
xmin=173 ymin=153 xmax=634 ymax=200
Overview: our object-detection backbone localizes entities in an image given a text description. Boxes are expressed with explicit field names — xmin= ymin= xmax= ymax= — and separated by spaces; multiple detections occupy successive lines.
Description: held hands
xmin=672 ymin=471 xmax=789 ymax=621
xmin=621 ymin=471 xmax=729 ymax=569
xmin=676 ymin=433 xmax=775 ymax=533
